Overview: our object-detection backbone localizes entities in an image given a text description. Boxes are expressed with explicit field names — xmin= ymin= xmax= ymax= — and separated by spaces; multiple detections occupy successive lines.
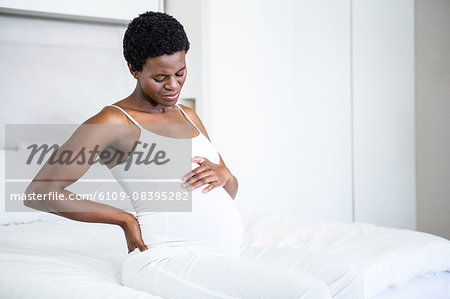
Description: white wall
xmin=169 ymin=0 xmax=354 ymax=221
xmin=209 ymin=0 xmax=354 ymax=222
xmin=167 ymin=0 xmax=416 ymax=227
xmin=352 ymin=0 xmax=416 ymax=229
xmin=416 ymin=0 xmax=450 ymax=239
xmin=164 ymin=0 xmax=207 ymax=118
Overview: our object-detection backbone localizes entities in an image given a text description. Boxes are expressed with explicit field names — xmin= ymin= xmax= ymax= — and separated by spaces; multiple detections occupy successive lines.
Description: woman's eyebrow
xmin=155 ymin=66 xmax=186 ymax=76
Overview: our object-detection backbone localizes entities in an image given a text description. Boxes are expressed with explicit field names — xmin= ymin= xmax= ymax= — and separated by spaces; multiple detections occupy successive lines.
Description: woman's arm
xmin=220 ymin=155 xmax=239 ymax=199
xmin=24 ymin=107 xmax=148 ymax=253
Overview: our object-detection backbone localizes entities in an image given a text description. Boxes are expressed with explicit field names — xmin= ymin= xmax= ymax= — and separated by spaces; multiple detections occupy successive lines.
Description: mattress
xmin=0 ymin=212 xmax=449 ymax=299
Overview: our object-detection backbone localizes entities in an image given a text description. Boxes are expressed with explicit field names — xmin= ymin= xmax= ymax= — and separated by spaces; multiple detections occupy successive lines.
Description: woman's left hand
xmin=181 ymin=156 xmax=232 ymax=193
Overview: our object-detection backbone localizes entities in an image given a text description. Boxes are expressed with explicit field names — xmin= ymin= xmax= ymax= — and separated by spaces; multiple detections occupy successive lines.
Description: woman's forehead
xmin=143 ymin=51 xmax=186 ymax=73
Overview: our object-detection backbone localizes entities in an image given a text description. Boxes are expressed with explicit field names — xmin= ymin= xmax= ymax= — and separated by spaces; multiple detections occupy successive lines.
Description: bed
xmin=1 ymin=147 xmax=450 ymax=298
xmin=0 ymin=211 xmax=449 ymax=299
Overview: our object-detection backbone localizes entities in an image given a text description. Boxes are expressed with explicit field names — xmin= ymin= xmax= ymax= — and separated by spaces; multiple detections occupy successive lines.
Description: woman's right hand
xmin=121 ymin=213 xmax=148 ymax=254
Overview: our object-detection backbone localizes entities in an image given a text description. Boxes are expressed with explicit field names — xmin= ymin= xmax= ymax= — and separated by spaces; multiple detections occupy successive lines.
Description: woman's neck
xmin=128 ymin=88 xmax=176 ymax=114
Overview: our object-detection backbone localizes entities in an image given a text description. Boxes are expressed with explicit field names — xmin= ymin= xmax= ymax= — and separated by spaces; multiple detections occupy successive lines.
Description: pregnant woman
xmin=25 ymin=11 xmax=363 ymax=299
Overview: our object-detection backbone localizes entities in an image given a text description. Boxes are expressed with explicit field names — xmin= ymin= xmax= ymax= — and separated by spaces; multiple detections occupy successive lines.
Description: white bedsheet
xmin=0 ymin=212 xmax=449 ymax=298
xmin=0 ymin=219 xmax=158 ymax=299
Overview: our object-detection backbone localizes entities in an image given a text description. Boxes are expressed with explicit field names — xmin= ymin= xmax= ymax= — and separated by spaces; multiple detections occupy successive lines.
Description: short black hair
xmin=123 ymin=11 xmax=190 ymax=72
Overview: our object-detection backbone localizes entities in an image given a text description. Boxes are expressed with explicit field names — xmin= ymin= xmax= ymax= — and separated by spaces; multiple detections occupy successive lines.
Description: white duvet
xmin=240 ymin=212 xmax=450 ymax=298
xmin=0 ymin=212 xmax=449 ymax=299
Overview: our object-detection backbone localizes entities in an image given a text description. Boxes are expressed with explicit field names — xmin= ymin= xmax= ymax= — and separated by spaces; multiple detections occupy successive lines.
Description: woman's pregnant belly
xmin=137 ymin=186 xmax=245 ymax=257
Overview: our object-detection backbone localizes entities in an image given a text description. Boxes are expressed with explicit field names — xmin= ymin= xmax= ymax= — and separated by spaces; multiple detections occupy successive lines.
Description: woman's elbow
xmin=23 ymin=182 xmax=38 ymax=208
xmin=23 ymin=182 xmax=55 ymax=209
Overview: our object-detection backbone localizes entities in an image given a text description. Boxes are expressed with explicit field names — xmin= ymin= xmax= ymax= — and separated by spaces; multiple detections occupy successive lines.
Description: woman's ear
xmin=127 ymin=63 xmax=139 ymax=79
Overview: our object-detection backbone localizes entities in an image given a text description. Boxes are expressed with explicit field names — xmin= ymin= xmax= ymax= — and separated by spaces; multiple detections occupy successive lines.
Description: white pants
xmin=122 ymin=246 xmax=364 ymax=299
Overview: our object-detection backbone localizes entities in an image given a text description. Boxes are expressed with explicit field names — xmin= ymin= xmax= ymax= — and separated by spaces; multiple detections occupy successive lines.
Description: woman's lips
xmin=162 ymin=91 xmax=180 ymax=101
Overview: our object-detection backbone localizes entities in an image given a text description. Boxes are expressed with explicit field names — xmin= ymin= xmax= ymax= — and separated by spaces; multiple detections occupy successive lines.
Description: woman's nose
xmin=164 ymin=76 xmax=178 ymax=90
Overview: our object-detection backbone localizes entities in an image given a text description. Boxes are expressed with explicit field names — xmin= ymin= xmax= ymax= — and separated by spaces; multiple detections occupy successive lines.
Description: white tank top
xmin=109 ymin=104 xmax=244 ymax=257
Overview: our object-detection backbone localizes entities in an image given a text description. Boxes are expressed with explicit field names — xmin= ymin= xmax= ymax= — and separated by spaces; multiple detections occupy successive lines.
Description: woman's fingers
xmin=127 ymin=245 xmax=134 ymax=254
xmin=201 ymin=183 xmax=216 ymax=194
xmin=137 ymin=243 xmax=148 ymax=252
xmin=127 ymin=240 xmax=148 ymax=253
xmin=182 ymin=169 xmax=214 ymax=188
xmin=181 ymin=156 xmax=230 ymax=193
xmin=123 ymin=215 xmax=148 ymax=253
xmin=187 ymin=175 xmax=216 ymax=191
xmin=191 ymin=156 xmax=206 ymax=164
xmin=182 ymin=157 xmax=209 ymax=181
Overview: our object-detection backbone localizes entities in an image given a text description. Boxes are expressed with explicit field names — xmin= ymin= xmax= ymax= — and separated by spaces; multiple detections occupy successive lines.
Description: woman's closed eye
xmin=154 ymin=72 xmax=184 ymax=82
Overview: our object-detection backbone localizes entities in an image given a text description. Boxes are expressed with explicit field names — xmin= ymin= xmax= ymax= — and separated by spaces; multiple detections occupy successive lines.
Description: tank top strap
xmin=109 ymin=104 xmax=143 ymax=129
xmin=175 ymin=103 xmax=201 ymax=134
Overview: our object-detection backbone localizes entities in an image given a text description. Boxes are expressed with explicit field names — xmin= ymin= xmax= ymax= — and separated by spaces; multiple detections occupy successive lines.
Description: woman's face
xmin=132 ymin=51 xmax=187 ymax=107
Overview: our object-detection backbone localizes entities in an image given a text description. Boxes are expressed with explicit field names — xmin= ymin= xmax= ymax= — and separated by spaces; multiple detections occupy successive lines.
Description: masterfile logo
xmin=4 ymin=124 xmax=193 ymax=213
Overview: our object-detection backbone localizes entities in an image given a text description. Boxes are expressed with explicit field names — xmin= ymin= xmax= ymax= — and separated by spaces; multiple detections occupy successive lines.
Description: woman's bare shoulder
xmin=178 ymin=104 xmax=201 ymax=124
xmin=83 ymin=105 xmax=130 ymax=125
xmin=178 ymin=104 xmax=211 ymax=140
